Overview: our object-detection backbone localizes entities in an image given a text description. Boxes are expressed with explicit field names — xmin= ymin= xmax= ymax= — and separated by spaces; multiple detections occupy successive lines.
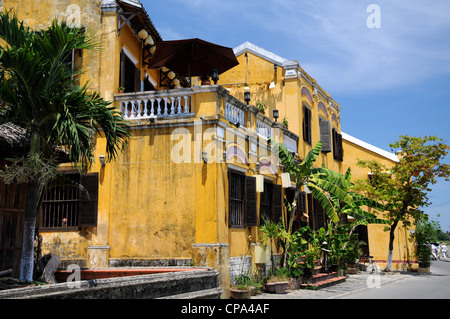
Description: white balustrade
xmin=257 ymin=120 xmax=272 ymax=139
xmin=118 ymin=91 xmax=192 ymax=120
xmin=225 ymin=101 xmax=245 ymax=127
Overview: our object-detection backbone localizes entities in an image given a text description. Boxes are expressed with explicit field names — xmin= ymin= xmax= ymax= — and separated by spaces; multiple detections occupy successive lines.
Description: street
xmin=338 ymin=260 xmax=450 ymax=299
xmin=252 ymin=260 xmax=450 ymax=299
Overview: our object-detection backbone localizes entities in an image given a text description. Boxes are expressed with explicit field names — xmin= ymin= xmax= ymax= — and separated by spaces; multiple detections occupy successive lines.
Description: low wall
xmin=0 ymin=269 xmax=222 ymax=299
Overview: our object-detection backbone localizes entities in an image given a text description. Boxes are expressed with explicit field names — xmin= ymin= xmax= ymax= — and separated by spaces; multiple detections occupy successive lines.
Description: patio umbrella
xmin=148 ymin=38 xmax=239 ymax=83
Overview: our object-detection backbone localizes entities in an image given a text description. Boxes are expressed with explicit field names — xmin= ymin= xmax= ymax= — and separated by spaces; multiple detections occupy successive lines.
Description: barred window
xmin=40 ymin=173 xmax=98 ymax=230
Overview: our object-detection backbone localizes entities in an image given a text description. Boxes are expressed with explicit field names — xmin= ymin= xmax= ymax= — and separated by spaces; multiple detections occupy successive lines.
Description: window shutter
xmin=298 ymin=191 xmax=307 ymax=213
xmin=79 ymin=173 xmax=99 ymax=227
xmin=337 ymin=133 xmax=343 ymax=161
xmin=333 ymin=129 xmax=343 ymax=162
xmin=119 ymin=50 xmax=125 ymax=89
xmin=303 ymin=106 xmax=311 ymax=145
xmin=307 ymin=193 xmax=314 ymax=229
xmin=134 ymin=65 xmax=141 ymax=93
xmin=244 ymin=176 xmax=257 ymax=226
xmin=319 ymin=118 xmax=331 ymax=153
xmin=272 ymin=184 xmax=282 ymax=223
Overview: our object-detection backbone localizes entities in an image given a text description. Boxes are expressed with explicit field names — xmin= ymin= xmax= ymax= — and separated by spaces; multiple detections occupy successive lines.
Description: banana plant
xmin=307 ymin=166 xmax=390 ymax=233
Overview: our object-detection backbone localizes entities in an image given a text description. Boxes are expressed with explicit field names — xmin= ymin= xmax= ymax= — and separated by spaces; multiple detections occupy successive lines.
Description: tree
xmin=356 ymin=135 xmax=450 ymax=271
xmin=0 ymin=11 xmax=130 ymax=281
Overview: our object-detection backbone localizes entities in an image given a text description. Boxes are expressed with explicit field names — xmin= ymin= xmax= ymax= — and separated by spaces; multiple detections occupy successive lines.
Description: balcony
xmin=114 ymin=85 xmax=298 ymax=153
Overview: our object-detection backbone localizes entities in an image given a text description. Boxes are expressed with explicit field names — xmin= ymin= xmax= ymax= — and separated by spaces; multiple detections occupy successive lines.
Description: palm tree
xmin=0 ymin=11 xmax=130 ymax=281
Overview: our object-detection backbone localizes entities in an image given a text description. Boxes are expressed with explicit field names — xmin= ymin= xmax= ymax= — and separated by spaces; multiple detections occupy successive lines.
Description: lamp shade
xmin=273 ymin=108 xmax=279 ymax=121
xmin=256 ymin=175 xmax=264 ymax=192
xmin=244 ymin=91 xmax=250 ymax=104
xmin=281 ymin=172 xmax=291 ymax=188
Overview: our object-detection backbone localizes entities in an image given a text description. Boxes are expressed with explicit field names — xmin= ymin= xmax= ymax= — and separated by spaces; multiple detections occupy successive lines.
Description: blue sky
xmin=143 ymin=0 xmax=450 ymax=231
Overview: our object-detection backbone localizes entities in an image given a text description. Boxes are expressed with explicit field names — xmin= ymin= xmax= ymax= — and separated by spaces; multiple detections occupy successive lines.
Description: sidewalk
xmin=251 ymin=271 xmax=407 ymax=299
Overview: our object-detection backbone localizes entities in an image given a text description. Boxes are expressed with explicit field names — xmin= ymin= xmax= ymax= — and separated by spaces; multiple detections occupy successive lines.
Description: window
xmin=332 ymin=128 xmax=343 ymax=161
xmin=40 ymin=173 xmax=98 ymax=230
xmin=302 ymin=105 xmax=312 ymax=145
xmin=319 ymin=117 xmax=331 ymax=153
xmin=228 ymin=172 xmax=257 ymax=227
xmin=308 ymin=194 xmax=327 ymax=231
xmin=260 ymin=181 xmax=282 ymax=224
xmin=120 ymin=49 xmax=141 ymax=93
xmin=63 ymin=49 xmax=82 ymax=85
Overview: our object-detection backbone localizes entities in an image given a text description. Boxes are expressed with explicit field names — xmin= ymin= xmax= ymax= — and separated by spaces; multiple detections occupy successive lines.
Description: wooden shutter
xmin=244 ymin=176 xmax=257 ymax=226
xmin=307 ymin=193 xmax=314 ymax=229
xmin=319 ymin=118 xmax=331 ymax=153
xmin=337 ymin=133 xmax=343 ymax=161
xmin=272 ymin=184 xmax=282 ymax=223
xmin=119 ymin=50 xmax=125 ymax=89
xmin=79 ymin=173 xmax=99 ymax=227
xmin=134 ymin=65 xmax=141 ymax=93
xmin=297 ymin=191 xmax=307 ymax=213
xmin=333 ymin=129 xmax=343 ymax=161
xmin=303 ymin=106 xmax=311 ymax=145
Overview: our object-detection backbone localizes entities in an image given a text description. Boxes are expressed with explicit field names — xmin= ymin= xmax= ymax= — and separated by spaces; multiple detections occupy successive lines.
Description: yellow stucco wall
xmin=219 ymin=50 xmax=343 ymax=174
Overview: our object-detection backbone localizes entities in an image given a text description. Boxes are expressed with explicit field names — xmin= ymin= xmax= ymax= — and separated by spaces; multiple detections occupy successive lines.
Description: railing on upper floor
xmin=115 ymin=89 xmax=194 ymax=120
xmin=256 ymin=119 xmax=272 ymax=139
xmin=224 ymin=100 xmax=245 ymax=127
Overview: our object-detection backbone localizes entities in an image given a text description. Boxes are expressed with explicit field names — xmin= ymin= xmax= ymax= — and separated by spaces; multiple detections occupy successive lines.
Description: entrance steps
xmin=299 ymin=264 xmax=347 ymax=290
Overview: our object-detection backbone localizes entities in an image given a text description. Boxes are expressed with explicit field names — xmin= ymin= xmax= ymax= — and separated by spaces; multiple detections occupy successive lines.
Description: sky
xmin=143 ymin=0 xmax=450 ymax=231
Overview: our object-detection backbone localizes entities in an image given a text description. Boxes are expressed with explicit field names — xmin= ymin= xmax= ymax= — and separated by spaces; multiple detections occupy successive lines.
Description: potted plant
xmin=230 ymin=284 xmax=251 ymax=299
xmin=282 ymin=117 xmax=288 ymax=128
xmin=231 ymin=272 xmax=252 ymax=299
xmin=264 ymin=273 xmax=289 ymax=294
xmin=256 ymin=101 xmax=267 ymax=114
xmin=117 ymin=86 xmax=125 ymax=93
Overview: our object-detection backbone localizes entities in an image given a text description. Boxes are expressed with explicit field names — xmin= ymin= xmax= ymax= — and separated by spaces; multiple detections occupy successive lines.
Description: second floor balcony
xmin=114 ymin=85 xmax=299 ymax=156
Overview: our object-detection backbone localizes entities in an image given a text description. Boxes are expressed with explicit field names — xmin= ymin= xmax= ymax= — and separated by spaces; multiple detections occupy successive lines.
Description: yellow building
xmin=1 ymin=0 xmax=416 ymax=298
xmin=220 ymin=42 xmax=417 ymax=271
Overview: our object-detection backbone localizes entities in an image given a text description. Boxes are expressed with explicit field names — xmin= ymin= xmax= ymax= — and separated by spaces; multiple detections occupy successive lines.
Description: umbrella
xmin=148 ymin=38 xmax=239 ymax=82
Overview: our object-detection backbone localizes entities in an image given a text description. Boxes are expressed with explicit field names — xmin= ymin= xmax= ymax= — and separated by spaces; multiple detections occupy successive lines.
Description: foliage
xmin=0 ymin=10 xmax=130 ymax=170
xmin=259 ymin=216 xmax=288 ymax=276
xmin=355 ymin=135 xmax=450 ymax=270
xmin=0 ymin=11 xmax=131 ymax=281
xmin=411 ymin=216 xmax=435 ymax=268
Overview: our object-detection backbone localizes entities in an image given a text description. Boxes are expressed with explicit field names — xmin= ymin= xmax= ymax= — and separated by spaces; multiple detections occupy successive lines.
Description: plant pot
xmin=347 ymin=267 xmax=358 ymax=274
xmin=265 ymin=281 xmax=289 ymax=294
xmin=230 ymin=289 xmax=250 ymax=299
xmin=288 ymin=277 xmax=303 ymax=289
xmin=248 ymin=285 xmax=256 ymax=296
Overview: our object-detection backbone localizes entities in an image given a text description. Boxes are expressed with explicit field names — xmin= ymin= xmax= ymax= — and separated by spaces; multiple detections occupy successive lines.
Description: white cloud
xmin=146 ymin=0 xmax=450 ymax=94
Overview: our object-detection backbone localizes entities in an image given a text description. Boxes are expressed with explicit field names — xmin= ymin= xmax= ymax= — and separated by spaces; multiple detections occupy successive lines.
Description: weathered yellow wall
xmin=220 ymin=50 xmax=343 ymax=174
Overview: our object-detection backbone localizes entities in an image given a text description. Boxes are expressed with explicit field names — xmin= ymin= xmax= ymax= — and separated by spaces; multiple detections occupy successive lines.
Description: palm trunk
xmin=19 ymin=180 xmax=39 ymax=281
xmin=19 ymin=131 xmax=41 ymax=282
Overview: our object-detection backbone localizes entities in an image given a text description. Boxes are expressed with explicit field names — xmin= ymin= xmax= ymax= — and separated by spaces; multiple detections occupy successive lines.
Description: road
xmin=337 ymin=260 xmax=450 ymax=299
xmin=252 ymin=260 xmax=450 ymax=299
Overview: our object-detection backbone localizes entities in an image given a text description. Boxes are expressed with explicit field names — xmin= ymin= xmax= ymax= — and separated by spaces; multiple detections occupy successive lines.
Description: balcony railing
xmin=114 ymin=86 xmax=299 ymax=154
xmin=257 ymin=119 xmax=272 ymax=139
xmin=115 ymin=89 xmax=194 ymax=120
xmin=224 ymin=100 xmax=245 ymax=127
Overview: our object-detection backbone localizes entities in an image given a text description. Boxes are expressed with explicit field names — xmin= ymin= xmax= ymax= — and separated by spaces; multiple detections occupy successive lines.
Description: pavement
xmin=250 ymin=264 xmax=447 ymax=299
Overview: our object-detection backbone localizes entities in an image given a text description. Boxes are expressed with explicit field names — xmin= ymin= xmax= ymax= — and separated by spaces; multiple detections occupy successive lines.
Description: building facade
xmin=0 ymin=0 xmax=416 ymax=298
